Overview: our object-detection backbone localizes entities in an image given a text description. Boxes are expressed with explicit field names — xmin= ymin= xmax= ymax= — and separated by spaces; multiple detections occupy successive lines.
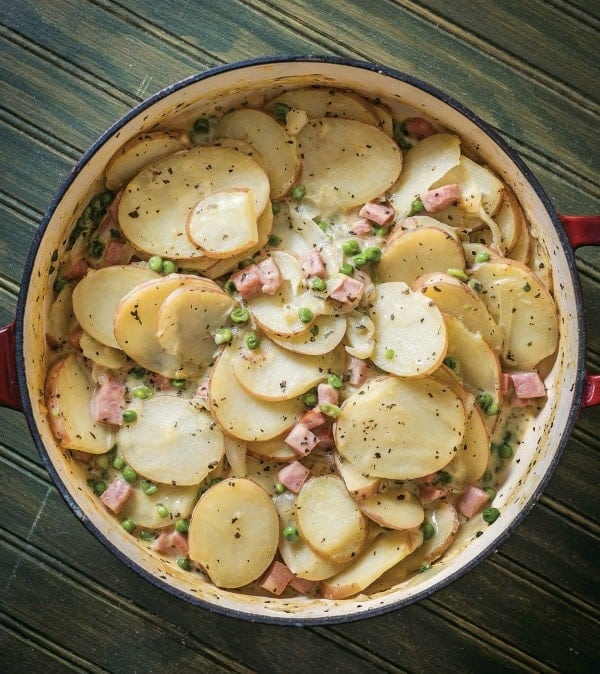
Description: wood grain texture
xmin=0 ymin=0 xmax=598 ymax=672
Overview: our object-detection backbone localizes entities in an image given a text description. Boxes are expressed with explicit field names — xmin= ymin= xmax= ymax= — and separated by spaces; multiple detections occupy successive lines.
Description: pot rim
xmin=14 ymin=54 xmax=588 ymax=624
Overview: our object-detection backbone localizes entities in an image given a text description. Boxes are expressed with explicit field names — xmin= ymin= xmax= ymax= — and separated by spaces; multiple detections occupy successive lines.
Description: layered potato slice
xmin=444 ymin=403 xmax=490 ymax=484
xmin=45 ymin=354 xmax=115 ymax=454
xmin=188 ymin=477 xmax=279 ymax=588
xmin=214 ymin=109 xmax=300 ymax=199
xmin=209 ymin=345 xmax=304 ymax=441
xmin=269 ymin=313 xmax=346 ymax=355
xmin=319 ymin=528 xmax=423 ymax=600
xmin=118 ymin=145 xmax=270 ymax=258
xmin=335 ymin=376 xmax=465 ymax=480
xmin=413 ymin=272 xmax=503 ymax=352
xmin=359 ymin=487 xmax=425 ymax=530
xmin=388 ymin=133 xmax=461 ymax=217
xmin=121 ymin=482 xmax=199 ymax=529
xmin=246 ymin=436 xmax=297 ymax=463
xmin=296 ymin=118 xmax=402 ymax=210
xmin=72 ymin=265 xmax=159 ymax=349
xmin=367 ymin=281 xmax=447 ymax=377
xmin=469 ymin=258 xmax=559 ymax=369
xmin=105 ymin=130 xmax=191 ymax=191
xmin=296 ymin=475 xmax=368 ymax=564
xmin=378 ymin=226 xmax=465 ymax=287
xmin=119 ymin=395 xmax=224 ymax=486
xmin=333 ymin=450 xmax=381 ymax=502
xmin=156 ymin=284 xmax=235 ymax=367
xmin=230 ymin=334 xmax=344 ymax=401
xmin=79 ymin=331 xmax=129 ymax=369
xmin=113 ymin=274 xmax=212 ymax=378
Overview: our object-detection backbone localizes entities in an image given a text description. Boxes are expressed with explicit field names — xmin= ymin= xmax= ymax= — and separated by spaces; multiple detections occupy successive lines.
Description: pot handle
xmin=560 ymin=215 xmax=600 ymax=408
xmin=0 ymin=322 xmax=23 ymax=411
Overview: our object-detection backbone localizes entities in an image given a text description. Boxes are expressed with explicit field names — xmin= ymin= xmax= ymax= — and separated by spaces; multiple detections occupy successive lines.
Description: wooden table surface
xmin=1 ymin=1 xmax=598 ymax=672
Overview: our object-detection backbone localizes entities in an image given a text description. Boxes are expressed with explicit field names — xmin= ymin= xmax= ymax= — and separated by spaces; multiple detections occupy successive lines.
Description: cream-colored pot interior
xmin=20 ymin=58 xmax=582 ymax=623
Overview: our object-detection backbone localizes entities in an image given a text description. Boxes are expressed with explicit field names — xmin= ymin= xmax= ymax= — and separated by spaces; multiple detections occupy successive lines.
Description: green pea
xmin=95 ymin=455 xmax=110 ymax=470
xmin=316 ymin=218 xmax=329 ymax=232
xmin=485 ymin=402 xmax=499 ymax=416
xmin=93 ymin=480 xmax=107 ymax=496
xmin=482 ymin=507 xmax=500 ymax=524
xmin=52 ymin=276 xmax=68 ymax=293
xmin=230 ymin=307 xmax=250 ymax=323
xmin=121 ymin=406 xmax=139 ymax=423
xmin=156 ymin=503 xmax=170 ymax=518
xmin=162 ymin=259 xmax=177 ymax=275
xmin=121 ymin=518 xmax=135 ymax=533
xmin=130 ymin=366 xmax=146 ymax=379
xmin=148 ymin=255 xmax=163 ymax=272
xmin=339 ymin=262 xmax=354 ymax=276
xmin=409 ymin=198 xmax=425 ymax=215
xmin=485 ymin=487 xmax=497 ymax=500
xmin=268 ymin=234 xmax=282 ymax=247
xmin=302 ymin=389 xmax=318 ymax=407
xmin=132 ymin=384 xmax=153 ymax=400
xmin=498 ymin=443 xmax=513 ymax=459
xmin=122 ymin=465 xmax=137 ymax=483
xmin=319 ymin=402 xmax=342 ymax=418
xmin=311 ymin=277 xmax=326 ymax=292
xmin=238 ymin=258 xmax=255 ymax=269
xmin=223 ymin=279 xmax=237 ymax=294
xmin=292 ymin=185 xmax=306 ymax=201
xmin=176 ymin=557 xmax=192 ymax=571
xmin=90 ymin=196 xmax=103 ymax=212
xmin=271 ymin=200 xmax=281 ymax=215
xmin=272 ymin=102 xmax=291 ymax=122
xmin=175 ymin=519 xmax=189 ymax=534
xmin=141 ymin=481 xmax=158 ymax=496
xmin=443 ymin=355 xmax=458 ymax=370
xmin=283 ymin=526 xmax=300 ymax=543
xmin=193 ymin=117 xmax=210 ymax=133
xmin=468 ymin=279 xmax=483 ymax=293
xmin=475 ymin=251 xmax=491 ymax=263
xmin=244 ymin=332 xmax=260 ymax=350
xmin=139 ymin=530 xmax=158 ymax=542
xmin=112 ymin=455 xmax=126 ymax=470
xmin=327 ymin=373 xmax=344 ymax=389
xmin=373 ymin=225 xmax=389 ymax=237
xmin=298 ymin=307 xmax=314 ymax=323
xmin=482 ymin=469 xmax=492 ymax=483
xmin=385 ymin=347 xmax=395 ymax=360
xmin=363 ymin=246 xmax=382 ymax=263
xmin=100 ymin=190 xmax=114 ymax=207
xmin=342 ymin=239 xmax=361 ymax=255
xmin=438 ymin=471 xmax=452 ymax=485
xmin=475 ymin=393 xmax=493 ymax=411
xmin=447 ymin=268 xmax=469 ymax=282
xmin=418 ymin=563 xmax=431 ymax=573
xmin=274 ymin=482 xmax=287 ymax=494
xmin=214 ymin=327 xmax=233 ymax=345
xmin=422 ymin=521 xmax=435 ymax=540
xmin=171 ymin=378 xmax=187 ymax=389
xmin=351 ymin=253 xmax=368 ymax=267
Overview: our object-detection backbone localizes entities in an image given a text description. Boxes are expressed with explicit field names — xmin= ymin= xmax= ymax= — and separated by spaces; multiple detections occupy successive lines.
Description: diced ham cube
xmin=101 ymin=475 xmax=134 ymax=514
xmin=420 ymin=184 xmax=461 ymax=213
xmin=420 ymin=485 xmax=447 ymax=503
xmin=278 ymin=460 xmax=310 ymax=493
xmin=151 ymin=530 xmax=189 ymax=555
xmin=284 ymin=423 xmax=320 ymax=456
xmin=91 ymin=375 xmax=126 ymax=425
xmin=150 ymin=531 xmax=172 ymax=553
xmin=256 ymin=257 xmax=282 ymax=295
xmin=404 ymin=117 xmax=437 ymax=139
xmin=169 ymin=531 xmax=189 ymax=555
xmin=510 ymin=372 xmax=546 ymax=399
xmin=260 ymin=561 xmax=294 ymax=596
xmin=102 ymin=240 xmax=125 ymax=266
xmin=350 ymin=218 xmax=373 ymax=235
xmin=501 ymin=373 xmax=512 ymax=395
xmin=301 ymin=250 xmax=326 ymax=279
xmin=70 ymin=449 xmax=96 ymax=464
xmin=63 ymin=256 xmax=89 ymax=281
xmin=457 ymin=485 xmax=490 ymax=519
xmin=151 ymin=373 xmax=174 ymax=391
xmin=232 ymin=257 xmax=283 ymax=299
xmin=328 ymin=276 xmax=364 ymax=305
xmin=313 ymin=423 xmax=334 ymax=448
xmin=359 ymin=201 xmax=394 ymax=225
xmin=289 ymin=576 xmax=315 ymax=594
xmin=317 ymin=383 xmax=339 ymax=406
xmin=345 ymin=356 xmax=370 ymax=387
xmin=300 ymin=407 xmax=328 ymax=430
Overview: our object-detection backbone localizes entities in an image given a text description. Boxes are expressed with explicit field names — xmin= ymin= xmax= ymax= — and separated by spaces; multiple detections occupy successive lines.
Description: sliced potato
xmin=156 ymin=286 xmax=235 ymax=367
xmin=269 ymin=313 xmax=346 ymax=355
xmin=113 ymin=274 xmax=209 ymax=378
xmin=209 ymin=137 xmax=268 ymax=172
xmin=119 ymin=395 xmax=224 ymax=485
xmin=413 ymin=272 xmax=503 ymax=352
xmin=79 ymin=331 xmax=129 ymax=369
xmin=389 ymin=133 xmax=461 ymax=217
xmin=444 ymin=404 xmax=490 ymax=484
xmin=296 ymin=118 xmax=402 ymax=210
xmin=244 ymin=455 xmax=288 ymax=494
xmin=378 ymin=226 xmax=465 ymax=287
xmin=209 ymin=346 xmax=304 ymax=441
xmin=469 ymin=258 xmax=559 ymax=369
xmin=368 ymin=282 xmax=447 ymax=377
xmin=335 ymin=376 xmax=465 ymax=480
xmin=454 ymin=156 xmax=504 ymax=216
xmin=360 ymin=487 xmax=424 ymax=530
xmin=493 ymin=187 xmax=523 ymax=254
xmin=185 ymin=188 xmax=258 ymax=258
xmin=333 ymin=451 xmax=381 ymax=502
xmin=188 ymin=477 xmax=279 ymax=588
xmin=319 ymin=529 xmax=423 ymax=599
xmin=121 ymin=482 xmax=198 ymax=529
xmin=46 ymin=283 xmax=75 ymax=347
xmin=118 ymin=145 xmax=270 ymax=258
xmin=296 ymin=475 xmax=367 ymax=563
xmin=223 ymin=435 xmax=247 ymax=478
xmin=45 ymin=354 xmax=115 ymax=454
xmin=214 ymin=108 xmax=299 ymax=198
xmin=508 ymin=219 xmax=532 ymax=264
xmin=246 ymin=436 xmax=297 ymax=463
xmin=273 ymin=491 xmax=348 ymax=581
xmin=72 ymin=265 xmax=159 ymax=349
xmin=230 ymin=335 xmax=344 ymax=401
xmin=344 ymin=310 xmax=375 ymax=360
xmin=105 ymin=130 xmax=191 ymax=191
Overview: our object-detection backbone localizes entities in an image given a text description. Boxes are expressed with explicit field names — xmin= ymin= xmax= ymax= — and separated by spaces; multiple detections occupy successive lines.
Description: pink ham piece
xmin=350 ymin=218 xmax=373 ymax=235
xmin=501 ymin=373 xmax=512 ymax=395
xmin=284 ymin=423 xmax=320 ymax=456
xmin=420 ymin=184 xmax=461 ymax=213
xmin=317 ymin=383 xmax=339 ymax=406
xmin=510 ymin=372 xmax=546 ymax=399
xmin=101 ymin=475 xmax=134 ymax=514
xmin=301 ymin=250 xmax=326 ymax=279
xmin=278 ymin=460 xmax=310 ymax=493
xmin=359 ymin=201 xmax=394 ymax=225
xmin=260 ymin=561 xmax=294 ymax=596
xmin=420 ymin=485 xmax=447 ymax=503
xmin=457 ymin=485 xmax=490 ymax=519
xmin=92 ymin=374 xmax=126 ymax=425
xmin=300 ymin=407 xmax=328 ymax=430
xmin=232 ymin=257 xmax=282 ymax=299
xmin=63 ymin=256 xmax=89 ymax=281
xmin=66 ymin=327 xmax=83 ymax=350
xmin=102 ymin=240 xmax=126 ymax=266
xmin=289 ymin=576 xmax=315 ymax=594
xmin=328 ymin=275 xmax=364 ymax=305
xmin=404 ymin=117 xmax=437 ymax=139
xmin=256 ymin=257 xmax=282 ymax=295
xmin=151 ymin=373 xmax=174 ymax=391
xmin=345 ymin=356 xmax=370 ymax=387
xmin=313 ymin=423 xmax=334 ymax=448
xmin=151 ymin=530 xmax=189 ymax=555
